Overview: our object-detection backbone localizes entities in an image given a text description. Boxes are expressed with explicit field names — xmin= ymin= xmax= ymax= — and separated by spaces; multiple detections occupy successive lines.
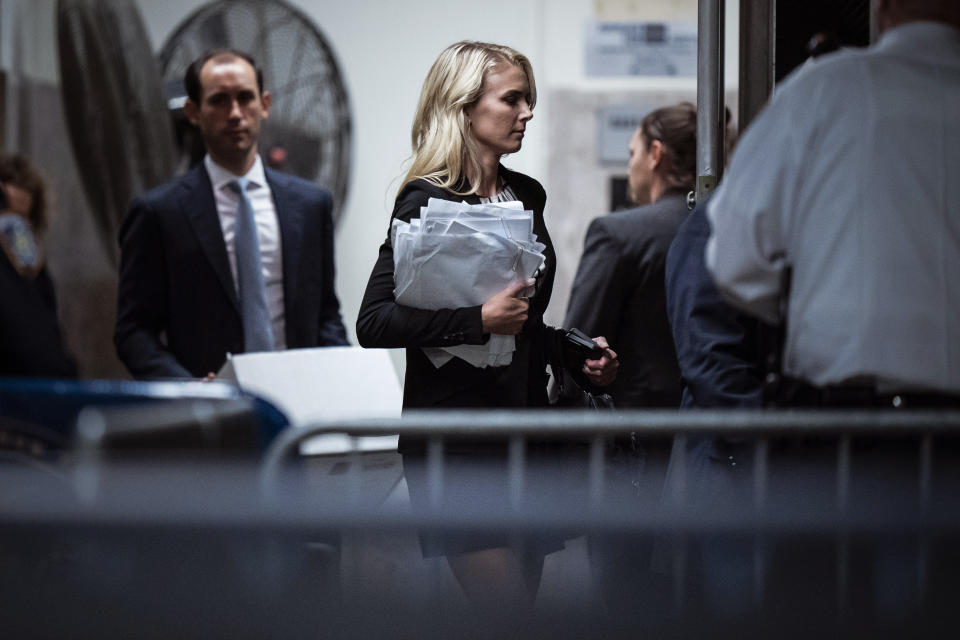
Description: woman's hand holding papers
xmin=583 ymin=336 xmax=619 ymax=386
xmin=481 ymin=279 xmax=535 ymax=335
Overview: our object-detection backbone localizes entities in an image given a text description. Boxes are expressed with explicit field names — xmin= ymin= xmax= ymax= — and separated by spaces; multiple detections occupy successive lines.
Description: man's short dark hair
xmin=183 ymin=48 xmax=265 ymax=103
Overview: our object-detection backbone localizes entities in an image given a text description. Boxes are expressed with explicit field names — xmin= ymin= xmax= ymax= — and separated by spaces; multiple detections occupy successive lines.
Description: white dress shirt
xmin=706 ymin=21 xmax=960 ymax=393
xmin=204 ymin=155 xmax=287 ymax=350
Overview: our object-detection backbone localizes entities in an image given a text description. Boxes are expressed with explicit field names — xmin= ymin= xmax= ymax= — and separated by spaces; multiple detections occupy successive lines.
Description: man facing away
xmin=115 ymin=49 xmax=348 ymax=379
xmin=702 ymin=0 xmax=960 ymax=618
xmin=564 ymin=102 xmax=697 ymax=408
xmin=706 ymin=0 xmax=960 ymax=404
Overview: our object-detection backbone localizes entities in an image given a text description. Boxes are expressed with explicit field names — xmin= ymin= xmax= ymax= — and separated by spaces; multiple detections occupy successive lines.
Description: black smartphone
xmin=564 ymin=328 xmax=605 ymax=360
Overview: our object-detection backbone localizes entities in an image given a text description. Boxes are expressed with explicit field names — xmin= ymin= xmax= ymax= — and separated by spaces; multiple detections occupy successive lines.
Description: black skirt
xmin=401 ymin=439 xmax=590 ymax=558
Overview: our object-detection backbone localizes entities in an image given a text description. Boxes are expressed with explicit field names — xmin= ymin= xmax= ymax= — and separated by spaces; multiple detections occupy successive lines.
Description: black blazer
xmin=115 ymin=163 xmax=348 ymax=379
xmin=564 ymin=192 xmax=689 ymax=407
xmin=356 ymin=166 xmax=560 ymax=409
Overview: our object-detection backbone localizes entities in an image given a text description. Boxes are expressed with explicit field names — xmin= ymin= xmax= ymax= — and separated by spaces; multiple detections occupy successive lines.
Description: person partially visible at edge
xmin=356 ymin=41 xmax=618 ymax=612
xmin=0 ymin=153 xmax=77 ymax=379
xmin=114 ymin=49 xmax=348 ymax=380
xmin=694 ymin=2 xmax=960 ymax=618
xmin=706 ymin=0 xmax=960 ymax=403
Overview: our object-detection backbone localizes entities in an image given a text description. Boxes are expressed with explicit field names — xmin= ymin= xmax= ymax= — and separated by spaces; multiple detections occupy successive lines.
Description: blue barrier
xmin=0 ymin=378 xmax=289 ymax=450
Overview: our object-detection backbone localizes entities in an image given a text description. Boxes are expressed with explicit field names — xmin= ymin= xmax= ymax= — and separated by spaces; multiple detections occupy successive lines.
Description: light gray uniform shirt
xmin=706 ymin=21 xmax=960 ymax=394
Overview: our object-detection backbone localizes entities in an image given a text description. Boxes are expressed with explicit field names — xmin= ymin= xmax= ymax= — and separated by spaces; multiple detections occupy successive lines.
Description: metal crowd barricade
xmin=259 ymin=408 xmax=960 ymax=630
xmin=5 ymin=406 xmax=960 ymax=636
xmin=261 ymin=408 xmax=960 ymax=509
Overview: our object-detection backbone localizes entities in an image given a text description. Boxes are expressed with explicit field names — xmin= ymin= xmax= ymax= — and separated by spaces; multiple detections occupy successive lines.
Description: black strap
xmin=775 ymin=377 xmax=960 ymax=409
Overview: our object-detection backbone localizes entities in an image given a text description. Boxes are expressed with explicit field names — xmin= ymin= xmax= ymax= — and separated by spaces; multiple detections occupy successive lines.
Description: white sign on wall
xmin=585 ymin=21 xmax=698 ymax=77
xmin=598 ymin=103 xmax=657 ymax=165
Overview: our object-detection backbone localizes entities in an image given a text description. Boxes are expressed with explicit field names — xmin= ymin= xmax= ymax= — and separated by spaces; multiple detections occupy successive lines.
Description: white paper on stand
xmin=217 ymin=346 xmax=401 ymax=455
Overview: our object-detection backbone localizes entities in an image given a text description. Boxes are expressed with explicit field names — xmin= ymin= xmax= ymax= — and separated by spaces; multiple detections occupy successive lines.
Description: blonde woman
xmin=357 ymin=41 xmax=617 ymax=608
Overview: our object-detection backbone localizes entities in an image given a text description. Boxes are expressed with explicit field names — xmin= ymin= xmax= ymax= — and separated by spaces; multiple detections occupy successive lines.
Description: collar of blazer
xmin=403 ymin=163 xmax=533 ymax=203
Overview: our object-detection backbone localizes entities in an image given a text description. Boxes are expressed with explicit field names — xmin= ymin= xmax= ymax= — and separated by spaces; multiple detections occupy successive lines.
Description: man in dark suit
xmin=665 ymin=202 xmax=767 ymax=410
xmin=564 ymin=102 xmax=696 ymax=408
xmin=115 ymin=49 xmax=348 ymax=379
xmin=660 ymin=201 xmax=767 ymax=617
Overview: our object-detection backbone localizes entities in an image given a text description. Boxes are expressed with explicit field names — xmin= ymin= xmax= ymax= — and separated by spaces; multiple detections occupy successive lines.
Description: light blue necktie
xmin=229 ymin=178 xmax=275 ymax=353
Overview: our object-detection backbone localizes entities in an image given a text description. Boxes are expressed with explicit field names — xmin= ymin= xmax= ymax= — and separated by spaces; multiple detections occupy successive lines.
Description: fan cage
xmin=158 ymin=0 xmax=352 ymax=222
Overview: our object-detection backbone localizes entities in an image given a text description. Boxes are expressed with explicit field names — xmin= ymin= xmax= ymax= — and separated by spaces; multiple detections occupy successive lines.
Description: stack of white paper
xmin=392 ymin=197 xmax=546 ymax=368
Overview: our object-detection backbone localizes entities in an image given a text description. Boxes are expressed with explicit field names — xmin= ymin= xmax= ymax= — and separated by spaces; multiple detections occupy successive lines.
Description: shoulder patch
xmin=0 ymin=213 xmax=42 ymax=278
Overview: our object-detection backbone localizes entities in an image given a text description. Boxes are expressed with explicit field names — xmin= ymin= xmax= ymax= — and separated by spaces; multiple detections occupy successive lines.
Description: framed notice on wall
xmin=585 ymin=21 xmax=697 ymax=77
xmin=597 ymin=102 xmax=657 ymax=165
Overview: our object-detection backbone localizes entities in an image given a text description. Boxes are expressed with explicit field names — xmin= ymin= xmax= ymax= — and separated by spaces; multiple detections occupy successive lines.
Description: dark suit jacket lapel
xmin=265 ymin=168 xmax=301 ymax=314
xmin=180 ymin=164 xmax=239 ymax=312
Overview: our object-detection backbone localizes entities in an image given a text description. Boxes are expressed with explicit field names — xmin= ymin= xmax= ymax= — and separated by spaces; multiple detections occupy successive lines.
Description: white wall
xmin=135 ymin=0 xmax=739 ymax=353
xmin=0 ymin=0 xmax=739 ymax=378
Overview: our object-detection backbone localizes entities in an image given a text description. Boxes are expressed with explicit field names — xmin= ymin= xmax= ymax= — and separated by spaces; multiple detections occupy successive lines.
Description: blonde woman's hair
xmin=400 ymin=41 xmax=537 ymax=196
